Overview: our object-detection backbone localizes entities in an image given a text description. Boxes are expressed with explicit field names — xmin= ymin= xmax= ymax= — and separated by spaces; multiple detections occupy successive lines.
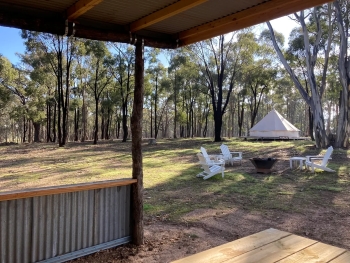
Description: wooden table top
xmin=172 ymin=228 xmax=350 ymax=263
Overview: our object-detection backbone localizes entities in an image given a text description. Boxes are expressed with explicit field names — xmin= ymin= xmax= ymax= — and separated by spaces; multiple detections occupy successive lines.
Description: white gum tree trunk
xmin=266 ymin=8 xmax=330 ymax=148
xmin=334 ymin=0 xmax=349 ymax=148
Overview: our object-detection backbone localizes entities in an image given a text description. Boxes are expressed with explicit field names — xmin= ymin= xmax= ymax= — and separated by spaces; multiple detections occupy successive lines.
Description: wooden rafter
xmin=129 ymin=0 xmax=208 ymax=32
xmin=66 ymin=0 xmax=104 ymax=21
xmin=178 ymin=0 xmax=331 ymax=46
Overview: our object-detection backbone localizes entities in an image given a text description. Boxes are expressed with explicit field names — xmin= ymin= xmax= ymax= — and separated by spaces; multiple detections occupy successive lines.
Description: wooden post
xmin=130 ymin=40 xmax=144 ymax=245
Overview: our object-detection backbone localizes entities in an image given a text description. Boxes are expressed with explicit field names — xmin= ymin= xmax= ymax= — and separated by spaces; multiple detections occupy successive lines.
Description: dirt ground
xmin=72 ymin=206 xmax=350 ymax=263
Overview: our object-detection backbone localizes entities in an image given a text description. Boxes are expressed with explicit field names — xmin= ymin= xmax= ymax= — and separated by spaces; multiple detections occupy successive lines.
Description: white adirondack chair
xmin=200 ymin=147 xmax=223 ymax=164
xmin=197 ymin=153 xmax=225 ymax=180
xmin=305 ymin=146 xmax=335 ymax=173
xmin=220 ymin=144 xmax=242 ymax=165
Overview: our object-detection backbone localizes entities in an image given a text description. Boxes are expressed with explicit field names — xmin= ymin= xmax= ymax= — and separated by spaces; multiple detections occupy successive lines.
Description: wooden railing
xmin=0 ymin=179 xmax=137 ymax=263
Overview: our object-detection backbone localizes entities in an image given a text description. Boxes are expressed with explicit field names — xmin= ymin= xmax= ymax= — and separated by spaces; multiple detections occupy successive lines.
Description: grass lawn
xmin=1 ymin=138 xmax=350 ymax=255
xmin=1 ymin=138 xmax=349 ymax=218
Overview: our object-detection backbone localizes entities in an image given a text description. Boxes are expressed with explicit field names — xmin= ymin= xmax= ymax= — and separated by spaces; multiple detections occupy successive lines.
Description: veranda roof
xmin=0 ymin=0 xmax=331 ymax=48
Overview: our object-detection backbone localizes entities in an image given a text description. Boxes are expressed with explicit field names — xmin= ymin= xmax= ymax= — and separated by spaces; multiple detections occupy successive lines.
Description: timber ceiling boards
xmin=0 ymin=0 xmax=331 ymax=48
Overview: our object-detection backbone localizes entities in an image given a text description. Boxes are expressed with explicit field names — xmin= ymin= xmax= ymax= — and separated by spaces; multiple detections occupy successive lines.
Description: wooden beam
xmin=129 ymin=0 xmax=208 ymax=32
xmin=66 ymin=0 xmax=104 ymax=21
xmin=0 ymin=179 xmax=137 ymax=201
xmin=178 ymin=0 xmax=331 ymax=46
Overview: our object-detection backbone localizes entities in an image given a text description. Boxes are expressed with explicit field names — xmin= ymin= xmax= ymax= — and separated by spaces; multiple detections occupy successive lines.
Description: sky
xmin=0 ymin=16 xmax=298 ymax=66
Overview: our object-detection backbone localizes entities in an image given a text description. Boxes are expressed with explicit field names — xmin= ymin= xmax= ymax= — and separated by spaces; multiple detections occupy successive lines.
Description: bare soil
xmin=72 ymin=206 xmax=350 ymax=263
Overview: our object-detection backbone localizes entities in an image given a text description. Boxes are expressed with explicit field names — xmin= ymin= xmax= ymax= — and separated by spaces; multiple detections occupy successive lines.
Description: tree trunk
xmin=101 ymin=108 xmax=105 ymax=140
xmin=81 ymin=86 xmax=87 ymax=142
xmin=173 ymin=72 xmax=177 ymax=138
xmin=116 ymin=113 xmax=121 ymax=139
xmin=334 ymin=0 xmax=349 ymax=148
xmin=53 ymin=100 xmax=57 ymax=142
xmin=122 ymin=102 xmax=128 ymax=142
xmin=154 ymin=76 xmax=158 ymax=139
xmin=46 ymin=101 xmax=51 ymax=142
xmin=150 ymin=101 xmax=153 ymax=138
xmin=267 ymin=20 xmax=328 ymax=148
xmin=93 ymin=98 xmax=98 ymax=145
xmin=74 ymin=108 xmax=79 ymax=141
xmin=57 ymin=54 xmax=63 ymax=147
xmin=238 ymin=101 xmax=244 ymax=137
xmin=308 ymin=107 xmax=314 ymax=140
xmin=214 ymin=109 xmax=222 ymax=142
xmin=33 ymin=122 xmax=40 ymax=142
xmin=131 ymin=41 xmax=144 ymax=246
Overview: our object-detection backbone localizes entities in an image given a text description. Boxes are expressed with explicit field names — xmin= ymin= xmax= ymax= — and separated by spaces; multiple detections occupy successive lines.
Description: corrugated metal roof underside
xmin=77 ymin=0 xmax=269 ymax=34
xmin=146 ymin=0 xmax=268 ymax=34
xmin=80 ymin=0 xmax=177 ymax=25
xmin=0 ymin=0 xmax=332 ymax=48
xmin=0 ymin=0 xmax=270 ymax=31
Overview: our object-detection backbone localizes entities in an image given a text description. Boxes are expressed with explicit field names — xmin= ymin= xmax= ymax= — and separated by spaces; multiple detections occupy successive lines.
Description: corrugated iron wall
xmin=0 ymin=185 xmax=132 ymax=263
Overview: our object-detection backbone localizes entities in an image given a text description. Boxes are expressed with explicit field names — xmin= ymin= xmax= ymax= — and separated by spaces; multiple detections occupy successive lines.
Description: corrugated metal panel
xmin=147 ymin=0 xmax=268 ymax=34
xmin=81 ymin=0 xmax=176 ymax=25
xmin=0 ymin=185 xmax=131 ymax=263
xmin=79 ymin=0 xmax=268 ymax=33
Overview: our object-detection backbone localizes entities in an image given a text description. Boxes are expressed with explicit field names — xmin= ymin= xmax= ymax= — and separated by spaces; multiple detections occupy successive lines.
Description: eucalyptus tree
xmin=19 ymin=52 xmax=56 ymax=142
xmin=267 ymin=4 xmax=334 ymax=148
xmin=19 ymin=49 xmax=58 ymax=142
xmin=22 ymin=31 xmax=79 ymax=146
xmin=0 ymin=55 xmax=31 ymax=141
xmin=237 ymin=87 xmax=247 ymax=137
xmin=85 ymin=40 xmax=113 ymax=144
xmin=324 ymin=54 xmax=343 ymax=136
xmin=238 ymin=32 xmax=278 ymax=128
xmin=146 ymin=49 xmax=166 ymax=139
xmin=281 ymin=28 xmax=315 ymax=139
xmin=74 ymin=39 xmax=90 ymax=142
xmin=0 ymin=55 xmax=15 ymax=109
xmin=177 ymin=59 xmax=202 ymax=138
xmin=100 ymin=89 xmax=114 ymax=140
xmin=168 ymin=50 xmax=187 ymax=138
xmin=334 ymin=0 xmax=350 ymax=148
xmin=110 ymin=43 xmax=135 ymax=142
xmin=190 ymin=32 xmax=248 ymax=141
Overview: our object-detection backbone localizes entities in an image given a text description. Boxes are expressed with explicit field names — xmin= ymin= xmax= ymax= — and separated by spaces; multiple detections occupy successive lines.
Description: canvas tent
xmin=250 ymin=109 xmax=300 ymax=138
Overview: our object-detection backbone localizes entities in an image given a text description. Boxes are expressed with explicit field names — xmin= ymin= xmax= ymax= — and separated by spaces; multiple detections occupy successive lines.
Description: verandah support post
xmin=131 ymin=39 xmax=144 ymax=245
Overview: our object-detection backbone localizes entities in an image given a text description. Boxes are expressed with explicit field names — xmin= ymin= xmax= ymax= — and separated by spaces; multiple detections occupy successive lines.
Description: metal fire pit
xmin=250 ymin=158 xmax=278 ymax=174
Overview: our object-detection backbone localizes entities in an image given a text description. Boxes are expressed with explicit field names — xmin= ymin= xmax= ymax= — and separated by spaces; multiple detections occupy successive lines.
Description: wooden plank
xmin=179 ymin=0 xmax=331 ymax=46
xmin=330 ymin=251 xmax=350 ymax=262
xmin=66 ymin=0 xmax=104 ymax=20
xmin=130 ymin=0 xmax=208 ymax=32
xmin=224 ymin=234 xmax=317 ymax=263
xmin=278 ymin=242 xmax=347 ymax=263
xmin=0 ymin=179 xmax=137 ymax=201
xmin=172 ymin=228 xmax=291 ymax=263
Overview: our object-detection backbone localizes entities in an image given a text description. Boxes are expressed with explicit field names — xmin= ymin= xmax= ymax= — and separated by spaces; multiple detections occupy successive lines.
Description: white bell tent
xmin=250 ymin=109 xmax=300 ymax=138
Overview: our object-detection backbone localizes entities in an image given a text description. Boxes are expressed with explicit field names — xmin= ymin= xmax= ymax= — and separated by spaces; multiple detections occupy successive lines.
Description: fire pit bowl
xmin=249 ymin=158 xmax=278 ymax=174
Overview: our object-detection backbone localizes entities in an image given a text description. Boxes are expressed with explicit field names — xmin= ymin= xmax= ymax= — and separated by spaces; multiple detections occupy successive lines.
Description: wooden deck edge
xmin=0 ymin=178 xmax=137 ymax=201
